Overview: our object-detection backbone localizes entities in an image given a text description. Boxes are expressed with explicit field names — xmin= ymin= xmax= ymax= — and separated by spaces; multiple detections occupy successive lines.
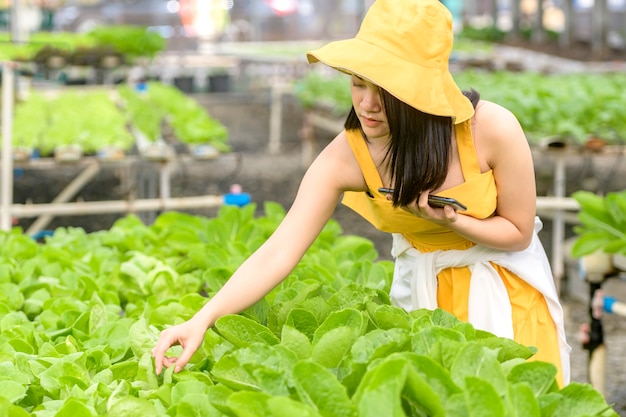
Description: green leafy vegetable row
xmin=293 ymin=70 xmax=626 ymax=146
xmin=4 ymin=89 xmax=134 ymax=155
xmin=454 ymin=70 xmax=626 ymax=145
xmin=119 ymin=82 xmax=230 ymax=151
xmin=293 ymin=71 xmax=353 ymax=116
xmin=0 ymin=26 xmax=165 ymax=63
xmin=1 ymin=81 xmax=229 ymax=156
xmin=0 ymin=204 xmax=617 ymax=416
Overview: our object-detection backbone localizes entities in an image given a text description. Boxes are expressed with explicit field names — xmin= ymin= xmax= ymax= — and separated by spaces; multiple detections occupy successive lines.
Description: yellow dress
xmin=342 ymin=122 xmax=565 ymax=386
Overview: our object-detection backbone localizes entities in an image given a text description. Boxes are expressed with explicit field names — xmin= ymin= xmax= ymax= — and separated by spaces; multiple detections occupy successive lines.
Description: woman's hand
xmin=401 ymin=191 xmax=459 ymax=224
xmin=151 ymin=317 xmax=207 ymax=375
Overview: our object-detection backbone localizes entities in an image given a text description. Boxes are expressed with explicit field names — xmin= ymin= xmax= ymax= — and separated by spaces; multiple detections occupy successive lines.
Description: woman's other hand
xmin=403 ymin=191 xmax=459 ymax=224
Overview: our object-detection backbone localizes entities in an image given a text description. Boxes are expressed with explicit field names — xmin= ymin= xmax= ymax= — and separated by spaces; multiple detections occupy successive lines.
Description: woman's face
xmin=350 ymin=75 xmax=389 ymax=140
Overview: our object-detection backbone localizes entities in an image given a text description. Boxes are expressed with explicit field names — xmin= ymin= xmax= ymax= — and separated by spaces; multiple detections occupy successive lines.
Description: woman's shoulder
xmin=472 ymin=99 xmax=527 ymax=162
xmin=316 ymin=130 xmax=356 ymax=165
xmin=474 ymin=99 xmax=518 ymax=121
xmin=473 ymin=100 xmax=524 ymax=138
xmin=308 ymin=130 xmax=369 ymax=192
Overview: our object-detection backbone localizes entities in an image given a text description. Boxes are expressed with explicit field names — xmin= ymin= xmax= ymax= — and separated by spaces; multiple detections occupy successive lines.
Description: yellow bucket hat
xmin=306 ymin=0 xmax=474 ymax=124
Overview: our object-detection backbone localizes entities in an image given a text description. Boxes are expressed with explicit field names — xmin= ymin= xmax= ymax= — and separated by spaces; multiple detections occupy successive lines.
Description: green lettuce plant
xmin=118 ymin=82 xmax=230 ymax=151
xmin=293 ymin=71 xmax=353 ymax=116
xmin=0 ymin=204 xmax=618 ymax=416
xmin=571 ymin=189 xmax=626 ymax=258
xmin=17 ymin=90 xmax=134 ymax=156
xmin=87 ymin=25 xmax=166 ymax=62
xmin=0 ymin=27 xmax=163 ymax=63
xmin=2 ymin=92 xmax=48 ymax=151
xmin=453 ymin=71 xmax=626 ymax=146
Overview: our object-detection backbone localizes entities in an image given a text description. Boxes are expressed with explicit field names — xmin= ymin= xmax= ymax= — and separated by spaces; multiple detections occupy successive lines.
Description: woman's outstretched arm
xmin=151 ymin=132 xmax=366 ymax=374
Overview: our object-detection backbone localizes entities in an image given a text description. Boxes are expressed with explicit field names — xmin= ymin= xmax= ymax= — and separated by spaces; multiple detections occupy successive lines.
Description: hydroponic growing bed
xmin=5 ymin=81 xmax=230 ymax=161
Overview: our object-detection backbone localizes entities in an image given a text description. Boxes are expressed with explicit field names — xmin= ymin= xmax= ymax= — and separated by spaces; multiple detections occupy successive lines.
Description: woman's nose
xmin=361 ymin=89 xmax=381 ymax=111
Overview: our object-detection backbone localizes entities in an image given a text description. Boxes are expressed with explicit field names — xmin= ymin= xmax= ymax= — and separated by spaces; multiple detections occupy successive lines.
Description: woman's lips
xmin=361 ymin=116 xmax=381 ymax=127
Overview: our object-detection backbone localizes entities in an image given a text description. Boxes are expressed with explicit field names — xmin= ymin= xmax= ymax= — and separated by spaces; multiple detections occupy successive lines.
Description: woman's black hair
xmin=344 ymin=88 xmax=480 ymax=207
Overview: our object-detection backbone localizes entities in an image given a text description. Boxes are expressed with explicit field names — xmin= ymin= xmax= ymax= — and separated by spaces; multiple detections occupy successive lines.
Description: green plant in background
xmin=117 ymin=84 xmax=167 ymax=143
xmin=2 ymin=92 xmax=48 ymax=151
xmin=0 ymin=40 xmax=42 ymax=62
xmin=0 ymin=31 xmax=93 ymax=62
xmin=293 ymin=71 xmax=352 ymax=116
xmin=453 ymin=71 xmax=626 ymax=146
xmin=87 ymin=26 xmax=166 ymax=62
xmin=457 ymin=25 xmax=507 ymax=42
xmin=293 ymin=69 xmax=626 ymax=147
xmin=4 ymin=82 xmax=228 ymax=154
xmin=451 ymin=36 xmax=495 ymax=54
xmin=119 ymin=82 xmax=230 ymax=151
xmin=39 ymin=92 xmax=83 ymax=153
xmin=570 ymin=189 xmax=626 ymax=258
xmin=0 ymin=205 xmax=618 ymax=416
xmin=31 ymin=31 xmax=96 ymax=53
xmin=7 ymin=90 xmax=134 ymax=156
xmin=217 ymin=41 xmax=326 ymax=59
xmin=149 ymin=82 xmax=230 ymax=150
xmin=58 ymin=90 xmax=133 ymax=154
xmin=169 ymin=105 xmax=230 ymax=150
xmin=74 ymin=90 xmax=135 ymax=152
xmin=0 ymin=26 xmax=164 ymax=64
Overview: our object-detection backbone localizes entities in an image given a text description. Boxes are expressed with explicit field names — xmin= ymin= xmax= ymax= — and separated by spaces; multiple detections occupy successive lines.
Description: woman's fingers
xmin=443 ymin=205 xmax=458 ymax=222
xmin=171 ymin=343 xmax=200 ymax=373
xmin=152 ymin=325 xmax=204 ymax=374
xmin=402 ymin=191 xmax=459 ymax=223
xmin=161 ymin=356 xmax=177 ymax=370
xmin=163 ymin=356 xmax=177 ymax=365
xmin=417 ymin=191 xmax=430 ymax=209
xmin=152 ymin=328 xmax=183 ymax=375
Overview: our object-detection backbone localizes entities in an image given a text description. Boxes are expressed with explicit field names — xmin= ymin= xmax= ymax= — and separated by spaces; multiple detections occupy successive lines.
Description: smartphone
xmin=427 ymin=195 xmax=467 ymax=211
xmin=377 ymin=188 xmax=467 ymax=211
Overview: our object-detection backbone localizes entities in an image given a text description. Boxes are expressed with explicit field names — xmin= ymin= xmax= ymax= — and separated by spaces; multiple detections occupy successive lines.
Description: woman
xmin=152 ymin=0 xmax=570 ymax=386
